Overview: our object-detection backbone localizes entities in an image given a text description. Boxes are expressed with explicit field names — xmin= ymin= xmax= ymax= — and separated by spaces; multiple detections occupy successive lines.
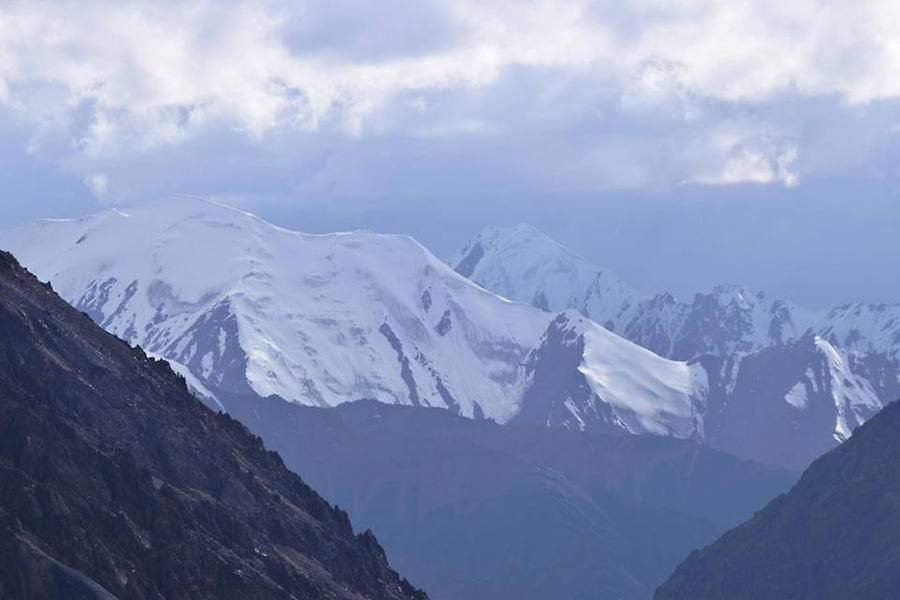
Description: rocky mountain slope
xmin=655 ymin=399 xmax=900 ymax=599
xmin=0 ymin=199 xmax=708 ymax=439
xmin=513 ymin=311 xmax=879 ymax=469
xmin=514 ymin=311 xmax=706 ymax=438
xmin=0 ymin=250 xmax=424 ymax=599
xmin=219 ymin=395 xmax=795 ymax=600
xmin=696 ymin=334 xmax=881 ymax=469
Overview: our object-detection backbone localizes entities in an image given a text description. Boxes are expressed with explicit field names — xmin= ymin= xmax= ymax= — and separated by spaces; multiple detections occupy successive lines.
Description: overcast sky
xmin=1 ymin=0 xmax=899 ymax=307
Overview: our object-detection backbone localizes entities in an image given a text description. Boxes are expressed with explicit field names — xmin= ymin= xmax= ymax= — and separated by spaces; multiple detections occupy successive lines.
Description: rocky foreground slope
xmin=655 ymin=399 xmax=900 ymax=599
xmin=0 ymin=250 xmax=423 ymax=600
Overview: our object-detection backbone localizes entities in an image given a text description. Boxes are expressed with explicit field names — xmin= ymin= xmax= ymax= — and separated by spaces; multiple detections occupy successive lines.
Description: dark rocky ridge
xmin=655 ymin=399 xmax=900 ymax=599
xmin=0 ymin=250 xmax=424 ymax=600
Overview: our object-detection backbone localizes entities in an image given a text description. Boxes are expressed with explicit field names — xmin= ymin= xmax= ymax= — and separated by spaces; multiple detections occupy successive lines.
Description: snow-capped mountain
xmin=453 ymin=225 xmax=818 ymax=360
xmin=4 ymin=204 xmax=887 ymax=468
xmin=816 ymin=303 xmax=900 ymax=411
xmin=697 ymin=334 xmax=882 ymax=468
xmin=631 ymin=284 xmax=816 ymax=360
xmin=819 ymin=302 xmax=900 ymax=359
xmin=454 ymin=225 xmax=900 ymax=365
xmin=0 ymin=199 xmax=700 ymax=435
xmin=514 ymin=311 xmax=706 ymax=439
xmin=2 ymin=200 xmax=541 ymax=422
xmin=454 ymin=224 xmax=645 ymax=330
xmin=454 ymin=225 xmax=897 ymax=466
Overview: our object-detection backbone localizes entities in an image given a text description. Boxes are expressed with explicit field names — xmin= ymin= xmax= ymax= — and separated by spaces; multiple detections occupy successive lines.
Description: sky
xmin=1 ymin=0 xmax=899 ymax=307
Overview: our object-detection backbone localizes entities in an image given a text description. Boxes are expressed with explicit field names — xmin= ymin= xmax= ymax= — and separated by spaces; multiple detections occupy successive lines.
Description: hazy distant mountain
xmin=655 ymin=399 xmax=900 ymax=600
xmin=453 ymin=224 xmax=827 ymax=358
xmin=696 ymin=334 xmax=881 ymax=469
xmin=219 ymin=395 xmax=795 ymax=600
xmin=0 ymin=250 xmax=423 ymax=600
xmin=453 ymin=224 xmax=645 ymax=331
xmin=454 ymin=225 xmax=897 ymax=467
xmin=455 ymin=225 xmax=900 ymax=360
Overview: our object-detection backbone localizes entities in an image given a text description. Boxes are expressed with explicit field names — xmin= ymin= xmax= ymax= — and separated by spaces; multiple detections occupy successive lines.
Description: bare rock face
xmin=0 ymin=250 xmax=425 ymax=600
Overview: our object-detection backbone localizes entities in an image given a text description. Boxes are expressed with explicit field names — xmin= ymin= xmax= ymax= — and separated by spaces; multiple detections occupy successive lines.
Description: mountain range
xmin=1 ymin=201 xmax=895 ymax=469
xmin=0 ymin=239 xmax=798 ymax=600
xmin=453 ymin=224 xmax=898 ymax=468
xmin=453 ymin=224 xmax=900 ymax=365
xmin=2 ymin=199 xmax=896 ymax=599
xmin=0 ymin=200 xmax=707 ymax=440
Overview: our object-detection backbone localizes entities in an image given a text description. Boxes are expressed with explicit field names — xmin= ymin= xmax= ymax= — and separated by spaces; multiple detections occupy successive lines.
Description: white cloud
xmin=689 ymin=147 xmax=799 ymax=187
xmin=685 ymin=124 xmax=800 ymax=187
xmin=776 ymin=147 xmax=799 ymax=188
xmin=83 ymin=172 xmax=109 ymax=198
xmin=0 ymin=0 xmax=899 ymax=195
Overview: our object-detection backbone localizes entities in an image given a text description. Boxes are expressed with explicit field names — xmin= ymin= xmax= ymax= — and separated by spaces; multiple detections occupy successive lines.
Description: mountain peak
xmin=707 ymin=283 xmax=766 ymax=303
xmin=454 ymin=224 xmax=594 ymax=277
xmin=452 ymin=224 xmax=644 ymax=323
xmin=0 ymin=203 xmax=554 ymax=421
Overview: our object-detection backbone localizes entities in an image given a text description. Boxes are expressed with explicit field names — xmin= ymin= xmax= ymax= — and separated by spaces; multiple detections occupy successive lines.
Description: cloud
xmin=0 ymin=0 xmax=610 ymax=151
xmin=689 ymin=147 xmax=798 ymax=187
xmin=83 ymin=172 xmax=109 ymax=198
xmin=0 ymin=0 xmax=900 ymax=199
xmin=685 ymin=125 xmax=799 ymax=187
